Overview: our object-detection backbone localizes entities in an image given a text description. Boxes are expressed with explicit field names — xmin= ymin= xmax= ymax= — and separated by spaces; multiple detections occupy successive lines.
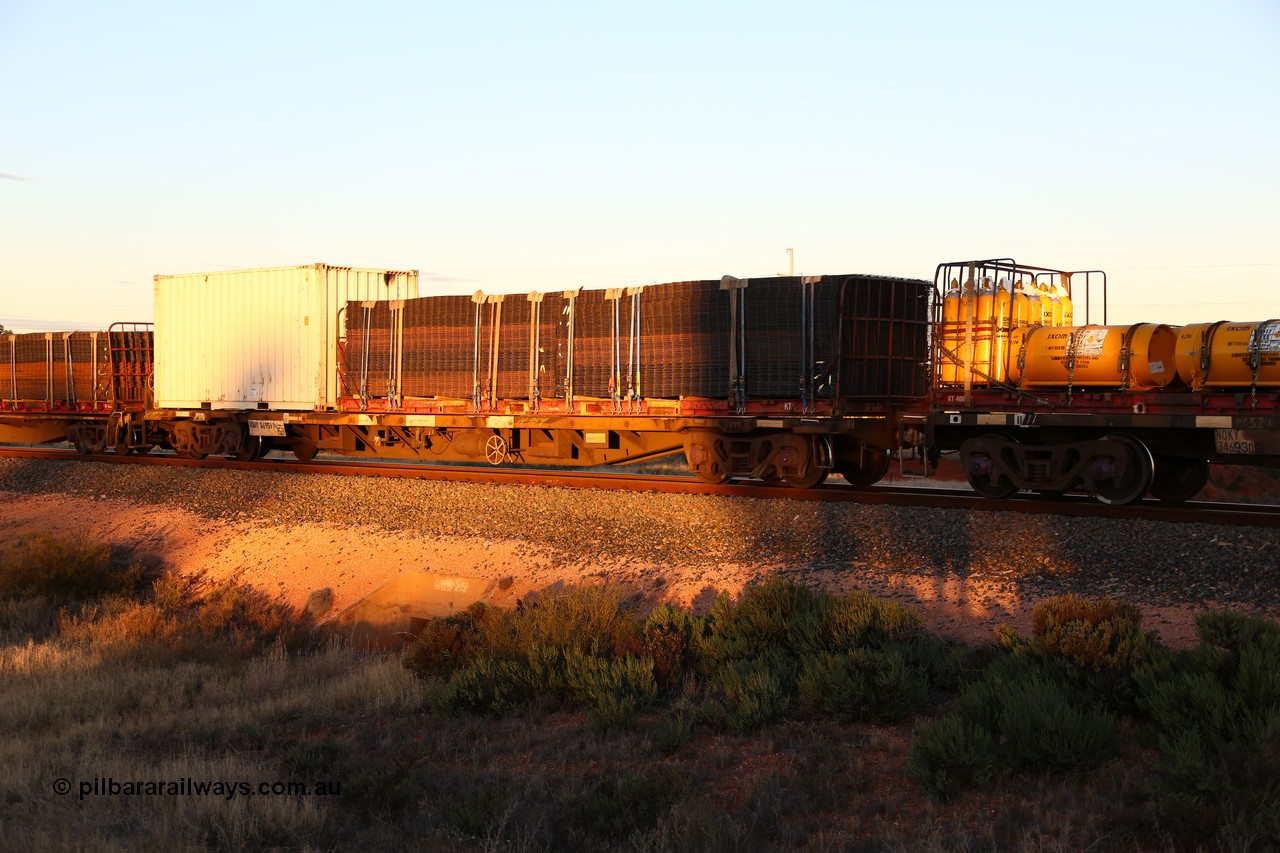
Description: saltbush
xmin=796 ymin=647 xmax=929 ymax=723
xmin=1028 ymin=594 xmax=1157 ymax=672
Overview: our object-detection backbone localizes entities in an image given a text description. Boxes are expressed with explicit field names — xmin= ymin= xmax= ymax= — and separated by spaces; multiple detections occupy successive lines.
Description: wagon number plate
xmin=1215 ymin=429 xmax=1256 ymax=455
xmin=249 ymin=419 xmax=287 ymax=437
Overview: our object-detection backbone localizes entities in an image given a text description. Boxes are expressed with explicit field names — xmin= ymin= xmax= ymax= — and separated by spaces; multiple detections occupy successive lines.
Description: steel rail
xmin=1 ymin=445 xmax=1277 ymax=528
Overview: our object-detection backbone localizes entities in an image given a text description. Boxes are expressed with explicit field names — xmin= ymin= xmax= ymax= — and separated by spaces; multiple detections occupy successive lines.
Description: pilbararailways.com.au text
xmin=55 ymin=777 xmax=341 ymax=801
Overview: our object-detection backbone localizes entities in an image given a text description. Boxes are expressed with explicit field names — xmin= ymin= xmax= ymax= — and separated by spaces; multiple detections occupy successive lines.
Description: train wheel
xmin=1149 ymin=457 xmax=1209 ymax=503
xmin=784 ymin=466 xmax=828 ymax=489
xmin=235 ymin=435 xmax=266 ymax=462
xmin=292 ymin=442 xmax=318 ymax=462
xmin=837 ymin=449 xmax=891 ymax=487
xmin=1090 ymin=434 xmax=1154 ymax=506
xmin=961 ymin=434 xmax=1018 ymax=499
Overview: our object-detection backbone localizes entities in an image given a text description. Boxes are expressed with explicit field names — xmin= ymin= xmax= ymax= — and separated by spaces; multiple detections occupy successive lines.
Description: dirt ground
xmin=0 ymin=490 xmax=1221 ymax=649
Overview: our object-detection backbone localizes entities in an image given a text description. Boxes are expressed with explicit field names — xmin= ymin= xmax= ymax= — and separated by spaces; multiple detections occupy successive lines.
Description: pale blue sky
xmin=2 ymin=0 xmax=1277 ymax=331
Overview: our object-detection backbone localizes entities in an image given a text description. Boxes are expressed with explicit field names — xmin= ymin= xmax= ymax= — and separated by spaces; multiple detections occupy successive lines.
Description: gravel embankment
xmin=1 ymin=457 xmax=1277 ymax=612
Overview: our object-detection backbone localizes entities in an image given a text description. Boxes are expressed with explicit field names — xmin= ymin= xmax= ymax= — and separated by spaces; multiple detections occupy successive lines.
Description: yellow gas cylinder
xmin=1024 ymin=285 xmax=1042 ymax=329
xmin=991 ymin=279 xmax=1013 ymax=383
xmin=972 ymin=277 xmax=995 ymax=381
xmin=1007 ymin=323 xmax=1178 ymax=389
xmin=939 ymin=278 xmax=962 ymax=383
xmin=955 ymin=278 xmax=977 ymax=380
xmin=1044 ymin=288 xmax=1063 ymax=326
xmin=1037 ymin=287 xmax=1057 ymax=326
xmin=1010 ymin=282 xmax=1027 ymax=328
xmin=1057 ymin=283 xmax=1074 ymax=327
xmin=1174 ymin=320 xmax=1280 ymax=390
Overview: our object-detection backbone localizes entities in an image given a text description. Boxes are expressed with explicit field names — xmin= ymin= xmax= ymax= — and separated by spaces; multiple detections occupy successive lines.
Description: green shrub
xmin=907 ymin=714 xmax=997 ymax=802
xmin=995 ymin=678 xmax=1117 ymax=772
xmin=697 ymin=579 xmax=819 ymax=667
xmin=0 ymin=533 xmax=140 ymax=602
xmin=713 ymin=652 xmax=791 ymax=733
xmin=433 ymin=656 xmax=535 ymax=716
xmin=796 ymin=648 xmax=929 ymax=723
xmin=909 ymin=652 xmax=1118 ymax=800
xmin=565 ymin=651 xmax=658 ymax=732
xmin=514 ymin=583 xmax=643 ymax=658
xmin=789 ymin=589 xmax=924 ymax=656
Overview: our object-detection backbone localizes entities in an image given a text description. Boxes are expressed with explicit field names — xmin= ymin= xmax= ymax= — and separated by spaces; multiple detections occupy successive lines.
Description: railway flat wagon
xmin=309 ymin=272 xmax=932 ymax=487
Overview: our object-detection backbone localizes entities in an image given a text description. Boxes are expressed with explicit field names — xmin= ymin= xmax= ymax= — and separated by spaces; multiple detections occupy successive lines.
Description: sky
xmin=1 ymin=0 xmax=1277 ymax=331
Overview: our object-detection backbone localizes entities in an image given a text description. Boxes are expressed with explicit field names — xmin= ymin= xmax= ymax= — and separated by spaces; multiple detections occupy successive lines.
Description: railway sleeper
xmin=959 ymin=432 xmax=1170 ymax=506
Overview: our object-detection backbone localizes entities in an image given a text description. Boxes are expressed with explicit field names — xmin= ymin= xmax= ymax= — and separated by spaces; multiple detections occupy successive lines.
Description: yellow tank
xmin=1007 ymin=323 xmax=1178 ymax=389
xmin=1174 ymin=320 xmax=1280 ymax=390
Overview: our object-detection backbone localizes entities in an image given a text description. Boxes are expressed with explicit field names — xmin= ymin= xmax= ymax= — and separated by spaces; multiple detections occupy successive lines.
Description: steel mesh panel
xmin=741 ymin=277 xmax=840 ymax=398
xmin=401 ymin=295 xmax=476 ymax=399
xmin=570 ymin=290 xmax=615 ymax=398
xmin=493 ymin=298 xmax=533 ymax=399
xmin=65 ymin=332 xmax=109 ymax=403
xmin=343 ymin=302 xmax=396 ymax=399
xmin=537 ymin=294 xmax=568 ymax=401
xmin=641 ymin=280 xmax=727 ymax=399
xmin=12 ymin=334 xmax=51 ymax=400
xmin=839 ymin=275 xmax=930 ymax=399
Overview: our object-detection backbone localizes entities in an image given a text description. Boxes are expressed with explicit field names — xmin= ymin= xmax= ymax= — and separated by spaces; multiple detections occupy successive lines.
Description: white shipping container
xmin=154 ymin=264 xmax=419 ymax=410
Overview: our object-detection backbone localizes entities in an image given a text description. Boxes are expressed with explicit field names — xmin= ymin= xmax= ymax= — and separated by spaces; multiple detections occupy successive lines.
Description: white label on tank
xmin=1260 ymin=322 xmax=1280 ymax=352
xmin=405 ymin=415 xmax=437 ymax=427
xmin=585 ymin=431 xmax=608 ymax=445
xmin=1149 ymin=360 xmax=1165 ymax=374
xmin=1074 ymin=329 xmax=1107 ymax=356
xmin=249 ymin=419 xmax=287 ymax=437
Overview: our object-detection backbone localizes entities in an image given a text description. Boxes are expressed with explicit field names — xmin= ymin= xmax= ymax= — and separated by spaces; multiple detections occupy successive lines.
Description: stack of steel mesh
xmin=343 ymin=302 xmax=396 ymax=400
xmin=839 ymin=275 xmax=930 ymax=399
xmin=569 ymin=289 xmax=616 ymax=399
xmin=490 ymin=297 xmax=531 ymax=400
xmin=401 ymin=296 xmax=476 ymax=399
xmin=741 ymin=276 xmax=841 ymax=399
xmin=2 ymin=332 xmax=109 ymax=404
xmin=641 ymin=280 xmax=728 ymax=399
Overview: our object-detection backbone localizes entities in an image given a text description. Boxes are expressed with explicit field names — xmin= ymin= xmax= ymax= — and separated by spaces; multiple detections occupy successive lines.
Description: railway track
xmin=2 ymin=445 xmax=1277 ymax=529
